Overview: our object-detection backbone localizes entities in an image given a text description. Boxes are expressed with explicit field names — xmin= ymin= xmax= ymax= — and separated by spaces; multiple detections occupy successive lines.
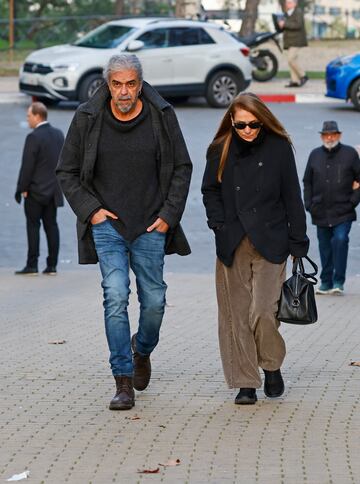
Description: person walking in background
xmin=57 ymin=54 xmax=192 ymax=411
xmin=15 ymin=102 xmax=64 ymax=276
xmin=278 ymin=0 xmax=308 ymax=88
xmin=303 ymin=121 xmax=360 ymax=295
xmin=202 ymin=93 xmax=309 ymax=405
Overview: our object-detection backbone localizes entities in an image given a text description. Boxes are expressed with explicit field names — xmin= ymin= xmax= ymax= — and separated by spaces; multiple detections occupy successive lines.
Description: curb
xmin=257 ymin=93 xmax=343 ymax=104
xmin=0 ymin=93 xmax=28 ymax=104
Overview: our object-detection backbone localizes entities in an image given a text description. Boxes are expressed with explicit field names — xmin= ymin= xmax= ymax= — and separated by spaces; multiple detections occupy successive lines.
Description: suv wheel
xmin=206 ymin=70 xmax=243 ymax=108
xmin=350 ymin=78 xmax=360 ymax=111
xmin=78 ymin=73 xmax=104 ymax=103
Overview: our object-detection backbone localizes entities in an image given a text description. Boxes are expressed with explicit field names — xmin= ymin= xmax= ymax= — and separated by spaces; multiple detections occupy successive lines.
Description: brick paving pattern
xmin=0 ymin=268 xmax=360 ymax=483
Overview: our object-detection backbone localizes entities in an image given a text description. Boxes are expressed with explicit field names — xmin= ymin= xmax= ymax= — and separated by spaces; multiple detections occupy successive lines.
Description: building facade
xmin=201 ymin=0 xmax=360 ymax=37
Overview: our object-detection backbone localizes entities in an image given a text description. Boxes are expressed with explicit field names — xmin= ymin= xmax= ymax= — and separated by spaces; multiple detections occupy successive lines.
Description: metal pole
xmin=9 ymin=0 xmax=15 ymax=62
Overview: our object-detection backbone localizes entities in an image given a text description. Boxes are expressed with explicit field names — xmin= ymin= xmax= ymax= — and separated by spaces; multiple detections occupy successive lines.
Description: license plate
xmin=21 ymin=74 xmax=38 ymax=86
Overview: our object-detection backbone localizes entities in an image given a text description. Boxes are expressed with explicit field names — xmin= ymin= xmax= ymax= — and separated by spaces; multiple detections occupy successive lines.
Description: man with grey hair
xmin=57 ymin=54 xmax=192 ymax=410
xmin=303 ymin=121 xmax=360 ymax=295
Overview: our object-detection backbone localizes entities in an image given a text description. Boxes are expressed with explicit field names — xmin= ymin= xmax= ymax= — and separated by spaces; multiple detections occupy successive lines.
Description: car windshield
xmin=74 ymin=24 xmax=134 ymax=49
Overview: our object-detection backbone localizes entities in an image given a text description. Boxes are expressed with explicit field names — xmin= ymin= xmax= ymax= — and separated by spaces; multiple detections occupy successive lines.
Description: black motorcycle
xmin=237 ymin=30 xmax=282 ymax=82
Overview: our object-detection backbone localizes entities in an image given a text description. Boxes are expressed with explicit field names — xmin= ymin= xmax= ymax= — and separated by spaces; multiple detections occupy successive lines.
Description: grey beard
xmin=324 ymin=140 xmax=339 ymax=150
xmin=115 ymin=96 xmax=138 ymax=114
xmin=116 ymin=101 xmax=133 ymax=113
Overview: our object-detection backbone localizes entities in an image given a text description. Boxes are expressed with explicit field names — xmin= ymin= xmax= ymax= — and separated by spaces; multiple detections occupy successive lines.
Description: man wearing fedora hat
xmin=303 ymin=121 xmax=360 ymax=295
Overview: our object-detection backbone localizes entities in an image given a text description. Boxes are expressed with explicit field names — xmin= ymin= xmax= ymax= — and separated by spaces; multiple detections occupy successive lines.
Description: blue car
xmin=326 ymin=52 xmax=360 ymax=110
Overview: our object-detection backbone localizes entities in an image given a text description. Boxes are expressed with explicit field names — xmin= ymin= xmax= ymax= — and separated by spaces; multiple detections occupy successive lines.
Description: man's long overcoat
xmin=57 ymin=81 xmax=192 ymax=264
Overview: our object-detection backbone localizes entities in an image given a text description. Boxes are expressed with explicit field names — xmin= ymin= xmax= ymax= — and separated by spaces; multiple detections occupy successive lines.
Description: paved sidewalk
xmin=0 ymin=268 xmax=359 ymax=483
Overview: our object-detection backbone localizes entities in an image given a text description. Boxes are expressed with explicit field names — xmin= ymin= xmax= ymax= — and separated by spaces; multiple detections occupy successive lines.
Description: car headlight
xmin=332 ymin=55 xmax=355 ymax=67
xmin=50 ymin=62 xmax=79 ymax=72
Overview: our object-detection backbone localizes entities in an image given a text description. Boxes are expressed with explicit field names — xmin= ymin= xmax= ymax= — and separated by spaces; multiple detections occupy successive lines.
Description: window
xmin=329 ymin=7 xmax=341 ymax=16
xmin=137 ymin=29 xmax=168 ymax=49
xmin=314 ymin=5 xmax=325 ymax=15
xmin=168 ymin=27 xmax=215 ymax=47
xmin=74 ymin=24 xmax=134 ymax=49
xmin=199 ymin=28 xmax=215 ymax=45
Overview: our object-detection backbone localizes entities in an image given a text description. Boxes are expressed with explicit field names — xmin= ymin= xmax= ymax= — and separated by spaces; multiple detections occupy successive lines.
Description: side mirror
xmin=127 ymin=40 xmax=145 ymax=52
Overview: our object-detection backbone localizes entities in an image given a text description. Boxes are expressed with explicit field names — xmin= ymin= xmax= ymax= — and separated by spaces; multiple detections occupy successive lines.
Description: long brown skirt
xmin=216 ymin=237 xmax=286 ymax=389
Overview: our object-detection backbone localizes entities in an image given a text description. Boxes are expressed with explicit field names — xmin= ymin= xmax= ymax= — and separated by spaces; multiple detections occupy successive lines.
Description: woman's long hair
xmin=208 ymin=92 xmax=292 ymax=182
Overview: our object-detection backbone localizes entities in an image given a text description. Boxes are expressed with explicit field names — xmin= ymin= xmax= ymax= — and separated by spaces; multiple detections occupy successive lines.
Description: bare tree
xmin=175 ymin=0 xmax=200 ymax=18
xmin=239 ymin=0 xmax=261 ymax=36
xmin=115 ymin=0 xmax=124 ymax=16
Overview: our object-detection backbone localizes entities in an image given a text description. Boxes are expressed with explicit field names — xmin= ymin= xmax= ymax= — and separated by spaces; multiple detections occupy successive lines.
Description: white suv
xmin=19 ymin=18 xmax=252 ymax=108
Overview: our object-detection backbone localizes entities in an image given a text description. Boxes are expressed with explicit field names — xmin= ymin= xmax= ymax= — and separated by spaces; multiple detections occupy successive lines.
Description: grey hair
xmin=103 ymin=54 xmax=143 ymax=83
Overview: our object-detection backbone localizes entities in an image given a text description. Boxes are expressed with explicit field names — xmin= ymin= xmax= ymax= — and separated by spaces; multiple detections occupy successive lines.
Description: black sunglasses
xmin=233 ymin=121 xmax=262 ymax=130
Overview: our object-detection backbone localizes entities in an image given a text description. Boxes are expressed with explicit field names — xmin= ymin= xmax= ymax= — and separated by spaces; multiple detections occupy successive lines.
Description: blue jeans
xmin=92 ymin=220 xmax=167 ymax=376
xmin=317 ymin=221 xmax=352 ymax=287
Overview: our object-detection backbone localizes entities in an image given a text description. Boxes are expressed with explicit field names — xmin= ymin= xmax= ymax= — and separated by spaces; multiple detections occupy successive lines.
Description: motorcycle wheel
xmin=251 ymin=49 xmax=278 ymax=82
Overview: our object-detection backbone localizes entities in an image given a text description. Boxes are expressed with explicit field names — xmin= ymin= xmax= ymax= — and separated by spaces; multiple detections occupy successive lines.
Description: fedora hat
xmin=319 ymin=120 xmax=341 ymax=134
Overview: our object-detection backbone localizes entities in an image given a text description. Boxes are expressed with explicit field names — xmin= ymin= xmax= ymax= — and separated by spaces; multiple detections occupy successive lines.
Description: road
xmin=1 ymin=100 xmax=360 ymax=275
xmin=1 ymin=99 xmax=360 ymax=483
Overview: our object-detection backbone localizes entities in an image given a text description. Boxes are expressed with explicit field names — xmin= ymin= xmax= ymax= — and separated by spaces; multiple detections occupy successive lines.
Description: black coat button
xmin=235 ymin=186 xmax=240 ymax=191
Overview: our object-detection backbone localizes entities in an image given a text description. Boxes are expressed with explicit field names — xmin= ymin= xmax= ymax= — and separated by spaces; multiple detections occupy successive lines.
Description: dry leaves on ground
xmin=137 ymin=468 xmax=160 ymax=474
xmin=350 ymin=361 xmax=360 ymax=367
xmin=48 ymin=340 xmax=66 ymax=345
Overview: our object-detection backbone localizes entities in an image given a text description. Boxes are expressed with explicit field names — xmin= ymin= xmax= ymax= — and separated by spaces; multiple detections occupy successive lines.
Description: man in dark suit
xmin=15 ymin=102 xmax=64 ymax=275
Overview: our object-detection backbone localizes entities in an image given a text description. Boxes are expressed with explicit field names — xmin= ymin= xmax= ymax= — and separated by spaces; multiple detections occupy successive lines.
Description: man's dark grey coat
xmin=303 ymin=143 xmax=360 ymax=227
xmin=56 ymin=81 xmax=192 ymax=264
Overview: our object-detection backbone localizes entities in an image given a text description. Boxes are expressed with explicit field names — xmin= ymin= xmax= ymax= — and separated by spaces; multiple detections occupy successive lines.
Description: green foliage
xmin=2 ymin=0 xmax=116 ymax=18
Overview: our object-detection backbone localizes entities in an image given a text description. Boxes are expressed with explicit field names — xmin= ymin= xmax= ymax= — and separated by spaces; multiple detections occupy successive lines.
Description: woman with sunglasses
xmin=202 ymin=92 xmax=309 ymax=405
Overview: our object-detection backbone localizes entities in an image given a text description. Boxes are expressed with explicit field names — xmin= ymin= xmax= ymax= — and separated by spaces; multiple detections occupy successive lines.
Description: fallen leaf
xmin=48 ymin=340 xmax=66 ymax=345
xmin=158 ymin=424 xmax=166 ymax=429
xmin=159 ymin=459 xmax=181 ymax=467
xmin=137 ymin=468 xmax=160 ymax=474
xmin=350 ymin=361 xmax=360 ymax=367
xmin=126 ymin=415 xmax=141 ymax=420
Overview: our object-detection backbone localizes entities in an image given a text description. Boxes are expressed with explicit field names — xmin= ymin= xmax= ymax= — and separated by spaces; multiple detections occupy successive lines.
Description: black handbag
xmin=277 ymin=256 xmax=318 ymax=325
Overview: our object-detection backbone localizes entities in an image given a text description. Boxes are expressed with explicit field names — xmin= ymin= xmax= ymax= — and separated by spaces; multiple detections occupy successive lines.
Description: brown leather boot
xmin=109 ymin=376 xmax=135 ymax=410
xmin=131 ymin=334 xmax=151 ymax=391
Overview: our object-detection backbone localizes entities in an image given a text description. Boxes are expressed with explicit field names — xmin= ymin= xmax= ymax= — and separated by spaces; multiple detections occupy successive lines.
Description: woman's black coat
xmin=201 ymin=130 xmax=309 ymax=267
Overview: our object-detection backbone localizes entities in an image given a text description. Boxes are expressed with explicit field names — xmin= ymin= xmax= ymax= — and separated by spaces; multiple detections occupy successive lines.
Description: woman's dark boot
xmin=109 ymin=376 xmax=135 ymax=410
xmin=235 ymin=388 xmax=257 ymax=405
xmin=263 ymin=369 xmax=284 ymax=398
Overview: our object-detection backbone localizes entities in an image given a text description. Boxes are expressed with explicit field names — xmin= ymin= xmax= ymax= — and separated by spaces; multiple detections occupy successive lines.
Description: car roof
xmin=107 ymin=17 xmax=222 ymax=30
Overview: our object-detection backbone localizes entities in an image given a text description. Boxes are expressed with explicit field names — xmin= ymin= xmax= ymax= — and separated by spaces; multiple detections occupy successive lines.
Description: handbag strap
xmin=292 ymin=256 xmax=318 ymax=284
